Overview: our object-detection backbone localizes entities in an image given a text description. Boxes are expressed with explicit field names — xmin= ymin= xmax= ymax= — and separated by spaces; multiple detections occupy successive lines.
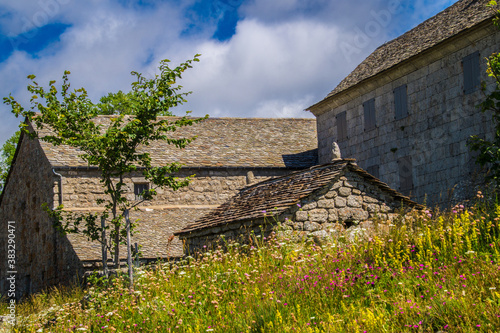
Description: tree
xmin=4 ymin=55 xmax=207 ymax=288
xmin=0 ymin=78 xmax=164 ymax=194
xmin=0 ymin=130 xmax=20 ymax=193
xmin=97 ymin=90 xmax=172 ymax=116
xmin=469 ymin=1 xmax=500 ymax=187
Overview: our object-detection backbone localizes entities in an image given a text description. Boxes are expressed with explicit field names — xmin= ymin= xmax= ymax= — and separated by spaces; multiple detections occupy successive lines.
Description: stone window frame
xmin=463 ymin=51 xmax=480 ymax=95
xmin=134 ymin=183 xmax=150 ymax=201
xmin=363 ymin=98 xmax=376 ymax=131
xmin=394 ymin=84 xmax=408 ymax=120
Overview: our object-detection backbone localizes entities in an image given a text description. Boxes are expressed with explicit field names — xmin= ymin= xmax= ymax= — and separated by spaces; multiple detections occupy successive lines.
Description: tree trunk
xmin=124 ymin=209 xmax=133 ymax=290
xmin=101 ymin=216 xmax=109 ymax=278
xmin=113 ymin=224 xmax=120 ymax=268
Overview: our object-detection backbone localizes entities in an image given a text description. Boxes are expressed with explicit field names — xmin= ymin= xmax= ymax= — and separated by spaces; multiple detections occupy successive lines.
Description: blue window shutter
xmin=363 ymin=98 xmax=376 ymax=131
xmin=367 ymin=165 xmax=380 ymax=179
xmin=336 ymin=111 xmax=347 ymax=140
xmin=463 ymin=51 xmax=480 ymax=94
xmin=398 ymin=156 xmax=413 ymax=195
xmin=394 ymin=84 xmax=408 ymax=120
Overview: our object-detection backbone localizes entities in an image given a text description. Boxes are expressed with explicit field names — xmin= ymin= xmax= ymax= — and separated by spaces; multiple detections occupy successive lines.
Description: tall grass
xmin=4 ymin=195 xmax=500 ymax=332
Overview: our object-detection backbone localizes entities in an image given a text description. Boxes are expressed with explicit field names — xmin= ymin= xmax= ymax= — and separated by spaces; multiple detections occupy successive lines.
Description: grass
xmin=3 ymin=193 xmax=500 ymax=332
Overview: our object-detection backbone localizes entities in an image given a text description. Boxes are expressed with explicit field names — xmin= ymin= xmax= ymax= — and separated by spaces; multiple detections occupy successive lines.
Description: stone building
xmin=307 ymin=0 xmax=498 ymax=206
xmin=0 ymin=116 xmax=317 ymax=297
xmin=176 ymin=159 xmax=421 ymax=253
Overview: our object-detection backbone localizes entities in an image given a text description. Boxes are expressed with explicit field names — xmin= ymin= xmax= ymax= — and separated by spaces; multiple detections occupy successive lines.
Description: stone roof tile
xmin=36 ymin=116 xmax=318 ymax=169
xmin=175 ymin=159 xmax=422 ymax=235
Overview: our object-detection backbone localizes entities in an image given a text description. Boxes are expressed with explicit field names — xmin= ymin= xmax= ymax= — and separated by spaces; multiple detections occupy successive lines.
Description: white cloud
xmin=174 ymin=17 xmax=381 ymax=118
xmin=0 ymin=0 xmax=460 ymax=148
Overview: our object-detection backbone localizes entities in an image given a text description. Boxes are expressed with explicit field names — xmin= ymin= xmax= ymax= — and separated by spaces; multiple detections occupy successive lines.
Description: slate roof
xmin=312 ymin=0 xmax=493 ymax=106
xmin=175 ymin=159 xmax=421 ymax=236
xmin=35 ymin=116 xmax=318 ymax=169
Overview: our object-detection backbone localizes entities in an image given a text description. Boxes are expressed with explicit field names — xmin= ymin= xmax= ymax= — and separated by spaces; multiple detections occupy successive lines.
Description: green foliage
xmin=6 ymin=202 xmax=500 ymax=332
xmin=3 ymin=55 xmax=207 ymax=276
xmin=469 ymin=2 xmax=500 ymax=186
xmin=0 ymin=130 xmax=20 ymax=193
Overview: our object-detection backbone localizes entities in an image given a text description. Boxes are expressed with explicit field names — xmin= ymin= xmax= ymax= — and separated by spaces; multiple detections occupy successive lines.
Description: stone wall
xmin=181 ymin=169 xmax=408 ymax=253
xmin=56 ymin=168 xmax=280 ymax=208
xmin=0 ymin=136 xmax=297 ymax=296
xmin=55 ymin=167 xmax=291 ymax=260
xmin=314 ymin=23 xmax=499 ymax=206
xmin=0 ymin=133 xmax=78 ymax=298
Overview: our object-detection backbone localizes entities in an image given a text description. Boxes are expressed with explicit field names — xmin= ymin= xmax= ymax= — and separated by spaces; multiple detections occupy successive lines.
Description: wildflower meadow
xmin=3 ymin=195 xmax=500 ymax=332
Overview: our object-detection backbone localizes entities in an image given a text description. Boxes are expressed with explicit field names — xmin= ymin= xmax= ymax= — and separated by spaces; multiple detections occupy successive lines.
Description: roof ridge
xmin=86 ymin=115 xmax=315 ymax=121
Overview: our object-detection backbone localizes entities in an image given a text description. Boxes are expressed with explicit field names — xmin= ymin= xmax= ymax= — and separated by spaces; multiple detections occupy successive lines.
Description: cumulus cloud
xmin=0 ymin=0 xmax=459 ymax=147
xmin=175 ymin=18 xmax=353 ymax=118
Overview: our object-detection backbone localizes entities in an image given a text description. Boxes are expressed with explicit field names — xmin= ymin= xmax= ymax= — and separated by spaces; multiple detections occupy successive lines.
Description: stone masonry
xmin=177 ymin=160 xmax=421 ymax=253
xmin=0 ymin=117 xmax=318 ymax=297
xmin=308 ymin=0 xmax=497 ymax=206
xmin=60 ymin=167 xmax=287 ymax=261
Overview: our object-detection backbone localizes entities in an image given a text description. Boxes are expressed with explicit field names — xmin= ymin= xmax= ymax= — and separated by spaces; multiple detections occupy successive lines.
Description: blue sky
xmin=0 ymin=0 xmax=457 ymax=148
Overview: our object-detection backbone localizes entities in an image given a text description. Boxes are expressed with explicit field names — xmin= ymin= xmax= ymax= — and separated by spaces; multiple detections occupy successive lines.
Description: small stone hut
xmin=175 ymin=159 xmax=422 ymax=253
xmin=0 ymin=116 xmax=317 ymax=297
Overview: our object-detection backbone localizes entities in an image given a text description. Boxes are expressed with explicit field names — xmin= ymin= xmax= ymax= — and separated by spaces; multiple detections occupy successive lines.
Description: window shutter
xmin=394 ymin=84 xmax=408 ymax=120
xmin=463 ymin=51 xmax=480 ymax=94
xmin=363 ymin=98 xmax=376 ymax=131
xmin=367 ymin=165 xmax=380 ymax=179
xmin=398 ymin=156 xmax=413 ymax=195
xmin=134 ymin=183 xmax=150 ymax=200
xmin=336 ymin=111 xmax=347 ymax=140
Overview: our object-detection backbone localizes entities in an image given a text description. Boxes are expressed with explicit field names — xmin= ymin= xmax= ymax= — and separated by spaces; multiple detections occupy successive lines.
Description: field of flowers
xmin=4 ymin=195 xmax=500 ymax=332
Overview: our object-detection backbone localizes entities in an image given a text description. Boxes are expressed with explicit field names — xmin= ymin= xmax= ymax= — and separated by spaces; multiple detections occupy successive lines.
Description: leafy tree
xmin=0 ymin=130 xmax=20 ymax=193
xmin=97 ymin=90 xmax=175 ymax=116
xmin=0 ymin=80 xmax=169 ymax=194
xmin=4 ymin=55 xmax=206 ymax=287
xmin=469 ymin=1 xmax=500 ymax=187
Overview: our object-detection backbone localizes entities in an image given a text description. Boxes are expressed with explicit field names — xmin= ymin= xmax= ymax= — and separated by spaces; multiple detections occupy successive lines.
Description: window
xmin=336 ymin=111 xmax=347 ymax=140
xmin=134 ymin=183 xmax=150 ymax=200
xmin=463 ymin=51 xmax=480 ymax=94
xmin=394 ymin=84 xmax=408 ymax=120
xmin=363 ymin=98 xmax=376 ymax=131
xmin=366 ymin=165 xmax=380 ymax=179
xmin=398 ymin=156 xmax=413 ymax=195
